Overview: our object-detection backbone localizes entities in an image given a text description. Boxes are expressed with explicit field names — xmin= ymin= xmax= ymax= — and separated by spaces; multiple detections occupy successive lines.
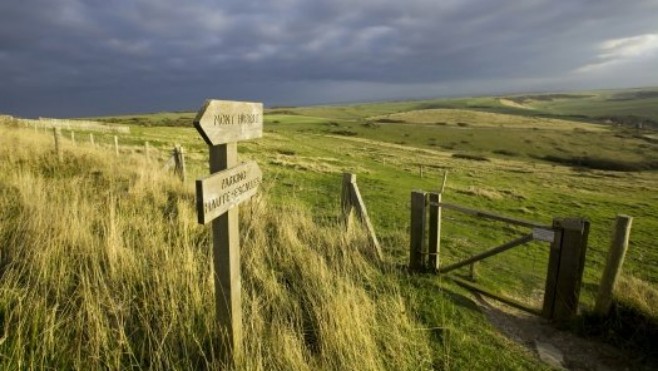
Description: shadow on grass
xmin=579 ymin=303 xmax=658 ymax=367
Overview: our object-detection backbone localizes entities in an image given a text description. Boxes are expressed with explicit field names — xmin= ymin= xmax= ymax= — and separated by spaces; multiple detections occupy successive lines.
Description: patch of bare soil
xmin=473 ymin=294 xmax=648 ymax=370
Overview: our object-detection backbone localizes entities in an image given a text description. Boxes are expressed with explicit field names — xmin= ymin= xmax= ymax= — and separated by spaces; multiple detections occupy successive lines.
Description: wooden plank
xmin=449 ymin=275 xmax=542 ymax=316
xmin=409 ymin=191 xmax=427 ymax=271
xmin=428 ymin=192 xmax=441 ymax=271
xmin=433 ymin=202 xmax=551 ymax=229
xmin=552 ymin=218 xmax=590 ymax=322
xmin=194 ymin=100 xmax=263 ymax=146
xmin=349 ymin=180 xmax=383 ymax=261
xmin=595 ymin=215 xmax=633 ymax=316
xmin=532 ymin=228 xmax=555 ymax=243
xmin=196 ymin=161 xmax=262 ymax=224
xmin=209 ymin=142 xmax=243 ymax=363
xmin=438 ymin=233 xmax=534 ymax=274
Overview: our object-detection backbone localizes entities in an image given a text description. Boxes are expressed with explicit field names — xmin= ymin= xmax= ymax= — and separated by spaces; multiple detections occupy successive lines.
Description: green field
xmin=2 ymin=87 xmax=657 ymax=369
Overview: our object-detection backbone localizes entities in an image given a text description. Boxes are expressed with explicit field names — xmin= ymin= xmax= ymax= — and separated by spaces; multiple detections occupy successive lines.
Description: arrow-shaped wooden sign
xmin=196 ymin=161 xmax=262 ymax=224
xmin=194 ymin=100 xmax=263 ymax=146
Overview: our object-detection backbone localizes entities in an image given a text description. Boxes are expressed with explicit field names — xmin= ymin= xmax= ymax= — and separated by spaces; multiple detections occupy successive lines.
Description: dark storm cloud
xmin=1 ymin=0 xmax=657 ymax=117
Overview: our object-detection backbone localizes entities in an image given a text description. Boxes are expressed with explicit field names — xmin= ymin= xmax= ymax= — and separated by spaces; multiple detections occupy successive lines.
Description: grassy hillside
xmin=0 ymin=125 xmax=554 ymax=369
xmin=2 ymin=87 xmax=657 ymax=368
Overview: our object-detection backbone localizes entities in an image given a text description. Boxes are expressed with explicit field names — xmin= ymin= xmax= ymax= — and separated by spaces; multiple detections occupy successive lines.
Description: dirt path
xmin=473 ymin=294 xmax=641 ymax=370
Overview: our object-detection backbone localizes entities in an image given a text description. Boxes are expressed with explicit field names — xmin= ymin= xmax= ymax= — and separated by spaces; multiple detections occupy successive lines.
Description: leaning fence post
xmin=594 ymin=215 xmax=633 ymax=316
xmin=340 ymin=173 xmax=383 ymax=260
xmin=173 ymin=145 xmax=186 ymax=182
xmin=53 ymin=127 xmax=63 ymax=162
xmin=410 ymin=190 xmax=427 ymax=272
xmin=428 ymin=192 xmax=441 ymax=271
xmin=341 ymin=173 xmax=356 ymax=227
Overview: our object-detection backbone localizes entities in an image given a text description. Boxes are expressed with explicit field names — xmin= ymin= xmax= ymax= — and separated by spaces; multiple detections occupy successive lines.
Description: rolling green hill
xmin=2 ymin=87 xmax=657 ymax=368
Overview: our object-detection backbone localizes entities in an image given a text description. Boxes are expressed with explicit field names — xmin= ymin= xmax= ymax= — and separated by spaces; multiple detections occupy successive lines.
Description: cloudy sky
xmin=1 ymin=0 xmax=658 ymax=118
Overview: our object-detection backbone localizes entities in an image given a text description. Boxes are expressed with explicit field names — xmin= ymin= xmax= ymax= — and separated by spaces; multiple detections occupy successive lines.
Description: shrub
xmin=331 ymin=130 xmax=358 ymax=136
xmin=451 ymin=153 xmax=490 ymax=162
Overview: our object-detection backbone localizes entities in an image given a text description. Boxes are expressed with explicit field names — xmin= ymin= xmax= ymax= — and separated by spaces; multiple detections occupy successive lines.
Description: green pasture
xmin=25 ymin=87 xmax=655 ymax=367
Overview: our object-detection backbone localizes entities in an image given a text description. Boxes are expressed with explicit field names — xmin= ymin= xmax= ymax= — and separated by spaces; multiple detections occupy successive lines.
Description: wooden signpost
xmin=193 ymin=99 xmax=263 ymax=365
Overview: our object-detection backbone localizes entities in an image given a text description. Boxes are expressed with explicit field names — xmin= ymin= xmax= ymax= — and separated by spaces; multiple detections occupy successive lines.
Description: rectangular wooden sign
xmin=194 ymin=100 xmax=263 ymax=146
xmin=196 ymin=161 xmax=262 ymax=224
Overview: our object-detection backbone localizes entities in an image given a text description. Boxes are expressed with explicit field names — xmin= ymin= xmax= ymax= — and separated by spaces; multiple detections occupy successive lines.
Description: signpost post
xmin=193 ymin=99 xmax=263 ymax=365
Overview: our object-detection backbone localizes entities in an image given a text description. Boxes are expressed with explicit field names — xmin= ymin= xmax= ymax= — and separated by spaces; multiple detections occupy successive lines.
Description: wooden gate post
xmin=428 ymin=192 xmax=441 ymax=271
xmin=410 ymin=190 xmax=427 ymax=271
xmin=594 ymin=215 xmax=633 ymax=316
xmin=542 ymin=218 xmax=590 ymax=321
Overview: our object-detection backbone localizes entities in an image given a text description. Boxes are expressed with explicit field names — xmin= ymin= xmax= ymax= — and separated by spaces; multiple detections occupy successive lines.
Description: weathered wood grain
xmin=194 ymin=100 xmax=263 ymax=145
xmin=196 ymin=161 xmax=262 ymax=224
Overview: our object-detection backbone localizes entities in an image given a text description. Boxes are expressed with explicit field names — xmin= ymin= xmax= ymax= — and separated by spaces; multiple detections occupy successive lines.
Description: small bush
xmin=541 ymin=155 xmax=658 ymax=172
xmin=276 ymin=149 xmax=296 ymax=156
xmin=331 ymin=130 xmax=358 ymax=137
xmin=492 ymin=149 xmax=518 ymax=156
xmin=451 ymin=153 xmax=490 ymax=162
xmin=457 ymin=122 xmax=470 ymax=127
xmin=375 ymin=118 xmax=406 ymax=124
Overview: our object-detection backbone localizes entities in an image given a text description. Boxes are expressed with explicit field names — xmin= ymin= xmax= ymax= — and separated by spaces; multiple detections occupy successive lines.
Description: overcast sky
xmin=1 ymin=0 xmax=658 ymax=118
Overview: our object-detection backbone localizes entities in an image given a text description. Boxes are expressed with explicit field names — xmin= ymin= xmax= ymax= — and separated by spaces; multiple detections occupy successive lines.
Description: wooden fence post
xmin=209 ymin=143 xmax=242 ymax=363
xmin=469 ymin=263 xmax=478 ymax=281
xmin=114 ymin=136 xmax=119 ymax=156
xmin=428 ymin=192 xmax=441 ymax=271
xmin=542 ymin=218 xmax=590 ymax=321
xmin=89 ymin=133 xmax=95 ymax=146
xmin=341 ymin=173 xmax=356 ymax=227
xmin=594 ymin=215 xmax=633 ymax=316
xmin=145 ymin=141 xmax=150 ymax=160
xmin=173 ymin=145 xmax=186 ymax=182
xmin=341 ymin=173 xmax=383 ymax=260
xmin=53 ymin=128 xmax=62 ymax=162
xmin=410 ymin=190 xmax=427 ymax=271
xmin=70 ymin=131 xmax=75 ymax=144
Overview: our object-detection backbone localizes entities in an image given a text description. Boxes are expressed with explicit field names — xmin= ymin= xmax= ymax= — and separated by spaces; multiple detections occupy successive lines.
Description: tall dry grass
xmin=0 ymin=127 xmax=433 ymax=369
